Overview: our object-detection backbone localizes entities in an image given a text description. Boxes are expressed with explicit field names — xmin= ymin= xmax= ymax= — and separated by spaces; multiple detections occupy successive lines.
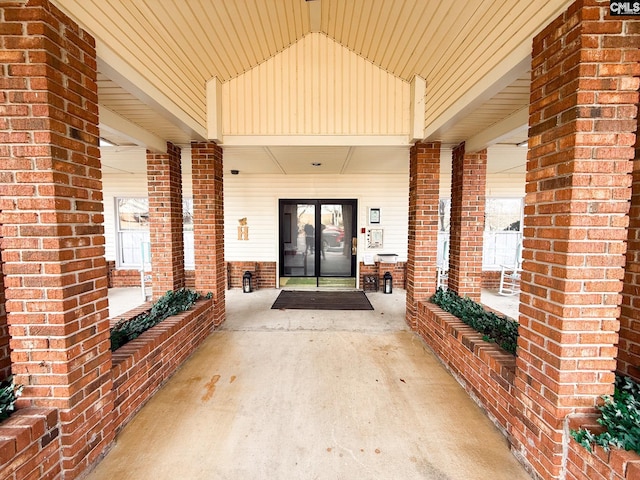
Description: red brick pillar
xmin=406 ymin=142 xmax=441 ymax=329
xmin=0 ymin=262 xmax=9 ymax=380
xmin=512 ymin=2 xmax=639 ymax=479
xmin=619 ymin=113 xmax=640 ymax=381
xmin=147 ymin=142 xmax=185 ymax=299
xmin=191 ymin=142 xmax=225 ymax=326
xmin=448 ymin=143 xmax=486 ymax=301
xmin=0 ymin=1 xmax=114 ymax=477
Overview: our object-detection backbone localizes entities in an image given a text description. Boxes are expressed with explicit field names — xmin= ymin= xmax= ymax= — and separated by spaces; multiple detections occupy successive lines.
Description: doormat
xmin=271 ymin=290 xmax=374 ymax=311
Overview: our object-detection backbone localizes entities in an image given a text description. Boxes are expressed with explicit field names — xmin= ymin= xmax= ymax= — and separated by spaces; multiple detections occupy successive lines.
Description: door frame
xmin=278 ymin=199 xmax=358 ymax=282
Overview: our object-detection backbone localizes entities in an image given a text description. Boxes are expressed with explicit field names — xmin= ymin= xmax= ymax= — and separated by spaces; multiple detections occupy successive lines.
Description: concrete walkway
xmin=92 ymin=289 xmax=531 ymax=480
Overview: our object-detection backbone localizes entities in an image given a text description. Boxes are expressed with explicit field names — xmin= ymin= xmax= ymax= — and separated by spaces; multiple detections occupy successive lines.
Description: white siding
xmin=223 ymin=173 xmax=410 ymax=262
xmin=101 ymin=146 xmax=526 ymax=266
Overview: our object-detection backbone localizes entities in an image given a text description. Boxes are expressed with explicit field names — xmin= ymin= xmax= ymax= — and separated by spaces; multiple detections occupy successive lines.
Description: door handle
xmin=352 ymin=237 xmax=357 ymax=255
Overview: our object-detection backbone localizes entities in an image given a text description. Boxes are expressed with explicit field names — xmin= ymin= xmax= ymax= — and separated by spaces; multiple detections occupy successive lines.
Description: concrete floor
xmin=94 ymin=288 xmax=530 ymax=480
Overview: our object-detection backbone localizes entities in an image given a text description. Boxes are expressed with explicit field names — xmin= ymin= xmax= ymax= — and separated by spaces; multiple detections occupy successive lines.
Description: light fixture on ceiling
xmin=311 ymin=162 xmax=322 ymax=167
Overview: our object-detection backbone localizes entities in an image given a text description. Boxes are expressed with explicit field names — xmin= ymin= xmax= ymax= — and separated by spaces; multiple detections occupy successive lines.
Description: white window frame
xmin=115 ymin=197 xmax=195 ymax=270
xmin=437 ymin=197 xmax=524 ymax=270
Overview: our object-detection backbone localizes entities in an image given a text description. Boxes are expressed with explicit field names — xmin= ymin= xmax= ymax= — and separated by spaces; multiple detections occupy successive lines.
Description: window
xmin=183 ymin=198 xmax=194 ymax=269
xmin=437 ymin=197 xmax=523 ymax=270
xmin=483 ymin=198 xmax=523 ymax=269
xmin=115 ymin=197 xmax=195 ymax=269
xmin=116 ymin=198 xmax=150 ymax=268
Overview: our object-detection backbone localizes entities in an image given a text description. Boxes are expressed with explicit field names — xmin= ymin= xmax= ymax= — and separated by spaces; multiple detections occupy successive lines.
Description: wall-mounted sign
xmin=369 ymin=207 xmax=381 ymax=224
xmin=367 ymin=228 xmax=383 ymax=248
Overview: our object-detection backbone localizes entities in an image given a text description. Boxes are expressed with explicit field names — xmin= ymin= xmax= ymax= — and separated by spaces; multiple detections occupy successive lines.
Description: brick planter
xmin=416 ymin=300 xmax=640 ymax=480
xmin=111 ymin=298 xmax=215 ymax=433
xmin=0 ymin=408 xmax=60 ymax=480
xmin=416 ymin=301 xmax=517 ymax=435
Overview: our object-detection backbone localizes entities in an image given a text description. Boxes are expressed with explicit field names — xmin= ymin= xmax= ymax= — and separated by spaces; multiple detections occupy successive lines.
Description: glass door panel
xmin=281 ymin=202 xmax=316 ymax=278
xmin=280 ymin=199 xmax=357 ymax=287
xmin=319 ymin=203 xmax=352 ymax=277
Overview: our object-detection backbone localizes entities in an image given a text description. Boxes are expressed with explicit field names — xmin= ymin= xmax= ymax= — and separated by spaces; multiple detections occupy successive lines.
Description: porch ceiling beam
xmin=99 ymin=105 xmax=167 ymax=153
xmin=422 ymin=46 xmax=531 ymax=142
xmin=222 ymin=135 xmax=410 ymax=146
xmin=464 ymin=106 xmax=529 ymax=154
xmin=307 ymin=0 xmax=321 ymax=32
xmin=97 ymin=42 xmax=207 ymax=142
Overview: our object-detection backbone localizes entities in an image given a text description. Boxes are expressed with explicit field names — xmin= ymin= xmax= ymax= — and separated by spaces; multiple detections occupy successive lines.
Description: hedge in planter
xmin=110 ymin=288 xmax=211 ymax=351
xmin=430 ymin=287 xmax=519 ymax=355
xmin=0 ymin=377 xmax=23 ymax=422
xmin=571 ymin=375 xmax=640 ymax=454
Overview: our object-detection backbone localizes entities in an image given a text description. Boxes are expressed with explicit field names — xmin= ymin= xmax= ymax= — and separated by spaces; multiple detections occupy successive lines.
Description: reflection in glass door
xmin=279 ymin=200 xmax=357 ymax=288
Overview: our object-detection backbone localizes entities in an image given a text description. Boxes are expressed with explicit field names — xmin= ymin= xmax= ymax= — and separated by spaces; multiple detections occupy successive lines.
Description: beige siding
xmin=223 ymin=173 xmax=410 ymax=262
xmin=223 ymin=33 xmax=410 ymax=136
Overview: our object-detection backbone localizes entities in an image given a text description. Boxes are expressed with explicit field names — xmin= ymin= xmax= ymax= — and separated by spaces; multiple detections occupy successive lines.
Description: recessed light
xmin=311 ymin=162 xmax=322 ymax=167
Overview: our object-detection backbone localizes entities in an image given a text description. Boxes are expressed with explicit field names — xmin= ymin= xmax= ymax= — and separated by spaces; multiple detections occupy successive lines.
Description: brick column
xmin=619 ymin=115 xmax=640 ymax=381
xmin=0 ymin=1 xmax=114 ymax=477
xmin=147 ymin=142 xmax=185 ymax=299
xmin=448 ymin=143 xmax=486 ymax=301
xmin=512 ymin=2 xmax=639 ymax=479
xmin=406 ymin=142 xmax=441 ymax=329
xmin=0 ymin=262 xmax=9 ymax=380
xmin=191 ymin=142 xmax=225 ymax=326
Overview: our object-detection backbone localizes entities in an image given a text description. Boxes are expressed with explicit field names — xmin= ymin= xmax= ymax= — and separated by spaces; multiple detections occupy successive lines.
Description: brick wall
xmin=619 ymin=114 xmax=640 ymax=381
xmin=448 ymin=144 xmax=487 ymax=301
xmin=0 ymin=262 xmax=10 ymax=380
xmin=185 ymin=270 xmax=195 ymax=288
xmin=481 ymin=270 xmax=502 ymax=290
xmin=566 ymin=416 xmax=640 ymax=480
xmin=359 ymin=261 xmax=406 ymax=291
xmin=107 ymin=261 xmax=145 ymax=288
xmin=415 ymin=298 xmax=640 ymax=480
xmin=111 ymin=298 xmax=215 ymax=434
xmin=147 ymin=143 xmax=185 ymax=299
xmin=192 ymin=142 xmax=225 ymax=327
xmin=0 ymin=1 xmax=114 ymax=477
xmin=0 ymin=408 xmax=61 ymax=480
xmin=514 ymin=2 xmax=639 ymax=479
xmin=416 ymin=302 xmax=518 ymax=438
xmin=226 ymin=261 xmax=276 ymax=290
xmin=406 ymin=142 xmax=440 ymax=328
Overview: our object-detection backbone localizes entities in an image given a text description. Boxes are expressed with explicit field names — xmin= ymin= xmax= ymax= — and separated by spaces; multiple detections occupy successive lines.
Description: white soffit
xmin=345 ymin=147 xmax=410 ymax=174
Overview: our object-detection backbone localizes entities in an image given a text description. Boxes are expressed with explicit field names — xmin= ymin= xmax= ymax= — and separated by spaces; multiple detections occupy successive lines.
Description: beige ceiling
xmin=52 ymin=0 xmax=571 ymax=174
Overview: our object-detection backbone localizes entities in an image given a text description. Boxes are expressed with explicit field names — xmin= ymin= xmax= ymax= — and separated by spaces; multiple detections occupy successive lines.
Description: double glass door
xmin=279 ymin=199 xmax=357 ymax=287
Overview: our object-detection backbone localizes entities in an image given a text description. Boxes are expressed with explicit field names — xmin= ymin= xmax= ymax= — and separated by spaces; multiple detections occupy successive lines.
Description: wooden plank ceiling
xmin=52 ymin=0 xmax=570 ymax=173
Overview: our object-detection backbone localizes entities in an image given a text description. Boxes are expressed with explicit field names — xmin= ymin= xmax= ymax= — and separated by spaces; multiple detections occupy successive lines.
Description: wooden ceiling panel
xmin=52 ymin=0 xmax=570 ymax=150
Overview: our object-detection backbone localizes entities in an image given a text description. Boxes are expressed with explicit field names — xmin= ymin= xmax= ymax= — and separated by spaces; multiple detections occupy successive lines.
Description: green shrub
xmin=430 ymin=287 xmax=519 ymax=355
xmin=0 ymin=377 xmax=23 ymax=422
xmin=110 ymin=288 xmax=211 ymax=351
xmin=571 ymin=375 xmax=640 ymax=454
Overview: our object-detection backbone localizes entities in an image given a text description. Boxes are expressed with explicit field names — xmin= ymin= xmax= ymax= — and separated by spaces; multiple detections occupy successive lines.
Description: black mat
xmin=271 ymin=290 xmax=374 ymax=310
